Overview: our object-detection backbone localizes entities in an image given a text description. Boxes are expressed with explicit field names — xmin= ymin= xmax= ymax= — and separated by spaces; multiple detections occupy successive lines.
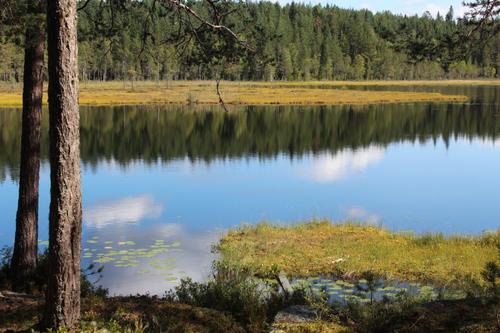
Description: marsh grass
xmin=218 ymin=221 xmax=500 ymax=288
xmin=0 ymin=80 xmax=474 ymax=107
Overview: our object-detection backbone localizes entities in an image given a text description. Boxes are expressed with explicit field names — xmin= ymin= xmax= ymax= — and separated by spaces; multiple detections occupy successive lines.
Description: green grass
xmin=218 ymin=220 xmax=499 ymax=287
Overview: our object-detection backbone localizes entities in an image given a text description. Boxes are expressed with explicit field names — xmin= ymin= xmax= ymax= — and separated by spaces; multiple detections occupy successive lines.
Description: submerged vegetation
xmin=218 ymin=221 xmax=500 ymax=288
xmin=0 ymin=80 xmax=473 ymax=107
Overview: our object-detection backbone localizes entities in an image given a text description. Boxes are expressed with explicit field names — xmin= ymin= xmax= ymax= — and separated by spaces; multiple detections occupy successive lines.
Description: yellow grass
xmin=218 ymin=221 xmax=500 ymax=287
xmin=242 ymin=79 xmax=500 ymax=87
xmin=0 ymin=80 xmax=479 ymax=107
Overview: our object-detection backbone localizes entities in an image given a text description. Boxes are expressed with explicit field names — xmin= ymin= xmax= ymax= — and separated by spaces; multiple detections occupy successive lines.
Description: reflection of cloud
xmin=84 ymin=223 xmax=220 ymax=295
xmin=84 ymin=195 xmax=163 ymax=228
xmin=345 ymin=207 xmax=381 ymax=225
xmin=305 ymin=147 xmax=385 ymax=183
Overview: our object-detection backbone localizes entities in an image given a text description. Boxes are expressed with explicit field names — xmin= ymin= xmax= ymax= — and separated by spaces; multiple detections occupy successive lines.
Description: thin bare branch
xmin=159 ymin=0 xmax=253 ymax=51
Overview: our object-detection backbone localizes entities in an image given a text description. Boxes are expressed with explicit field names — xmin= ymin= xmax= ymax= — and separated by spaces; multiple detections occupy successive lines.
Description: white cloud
xmin=304 ymin=147 xmax=385 ymax=183
xmin=84 ymin=195 xmax=163 ymax=228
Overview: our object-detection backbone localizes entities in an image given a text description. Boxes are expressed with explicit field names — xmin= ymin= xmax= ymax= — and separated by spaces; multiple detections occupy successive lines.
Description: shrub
xmin=0 ymin=246 xmax=107 ymax=297
xmin=165 ymin=261 xmax=307 ymax=333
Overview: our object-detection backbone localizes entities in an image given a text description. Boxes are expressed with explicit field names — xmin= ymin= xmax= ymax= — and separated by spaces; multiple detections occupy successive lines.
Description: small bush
xmin=165 ymin=261 xmax=307 ymax=333
xmin=0 ymin=246 xmax=12 ymax=290
xmin=0 ymin=246 xmax=107 ymax=297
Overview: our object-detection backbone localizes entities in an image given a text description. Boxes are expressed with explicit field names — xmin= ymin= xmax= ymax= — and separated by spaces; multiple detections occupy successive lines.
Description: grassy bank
xmin=218 ymin=221 xmax=499 ymax=287
xmin=0 ymin=80 xmax=476 ymax=107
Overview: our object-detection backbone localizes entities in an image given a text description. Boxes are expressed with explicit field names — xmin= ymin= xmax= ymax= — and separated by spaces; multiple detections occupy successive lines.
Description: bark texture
xmin=43 ymin=0 xmax=81 ymax=328
xmin=10 ymin=0 xmax=46 ymax=292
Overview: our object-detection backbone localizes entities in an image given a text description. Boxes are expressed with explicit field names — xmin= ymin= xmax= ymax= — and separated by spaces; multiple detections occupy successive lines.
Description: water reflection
xmin=84 ymin=223 xmax=219 ymax=295
xmin=1 ymin=85 xmax=499 ymax=294
xmin=1 ymin=86 xmax=499 ymax=182
xmin=84 ymin=194 xmax=163 ymax=228
xmin=304 ymin=147 xmax=385 ymax=183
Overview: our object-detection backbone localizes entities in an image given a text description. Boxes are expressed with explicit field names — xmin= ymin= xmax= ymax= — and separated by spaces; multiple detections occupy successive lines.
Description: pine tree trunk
xmin=10 ymin=0 xmax=46 ymax=292
xmin=43 ymin=0 xmax=81 ymax=328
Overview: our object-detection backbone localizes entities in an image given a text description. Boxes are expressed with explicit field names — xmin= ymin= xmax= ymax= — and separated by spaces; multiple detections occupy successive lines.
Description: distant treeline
xmin=0 ymin=1 xmax=499 ymax=82
xmin=1 ymin=86 xmax=499 ymax=182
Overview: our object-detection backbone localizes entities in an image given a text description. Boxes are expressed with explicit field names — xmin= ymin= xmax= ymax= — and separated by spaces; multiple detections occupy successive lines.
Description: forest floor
xmin=218 ymin=221 xmax=499 ymax=287
xmin=0 ymin=292 xmax=246 ymax=332
xmin=1 ymin=289 xmax=498 ymax=332
xmin=2 ymin=80 xmax=497 ymax=107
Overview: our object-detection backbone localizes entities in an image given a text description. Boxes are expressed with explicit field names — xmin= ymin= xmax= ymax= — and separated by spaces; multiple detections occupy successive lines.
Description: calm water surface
xmin=0 ymin=85 xmax=499 ymax=294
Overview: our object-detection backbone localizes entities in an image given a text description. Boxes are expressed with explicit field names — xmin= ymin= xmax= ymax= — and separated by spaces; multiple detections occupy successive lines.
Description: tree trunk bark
xmin=10 ymin=0 xmax=46 ymax=292
xmin=43 ymin=0 xmax=81 ymax=328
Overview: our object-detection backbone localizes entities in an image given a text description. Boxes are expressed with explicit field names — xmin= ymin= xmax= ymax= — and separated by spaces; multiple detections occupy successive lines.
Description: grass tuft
xmin=218 ymin=220 xmax=499 ymax=287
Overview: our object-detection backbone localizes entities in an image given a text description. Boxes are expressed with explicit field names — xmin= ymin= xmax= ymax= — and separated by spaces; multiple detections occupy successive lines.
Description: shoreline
xmin=0 ymin=80 xmax=486 ymax=107
xmin=218 ymin=221 xmax=499 ymax=287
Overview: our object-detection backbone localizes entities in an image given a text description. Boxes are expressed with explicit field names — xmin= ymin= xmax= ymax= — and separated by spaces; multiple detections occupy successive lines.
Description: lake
xmin=0 ymin=85 xmax=499 ymax=295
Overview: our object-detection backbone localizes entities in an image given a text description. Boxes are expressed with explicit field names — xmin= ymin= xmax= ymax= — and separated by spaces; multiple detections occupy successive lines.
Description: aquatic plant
xmin=81 ymin=237 xmax=182 ymax=283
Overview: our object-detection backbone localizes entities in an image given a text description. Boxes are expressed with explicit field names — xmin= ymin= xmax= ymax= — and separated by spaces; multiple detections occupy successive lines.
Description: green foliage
xmin=337 ymin=294 xmax=417 ymax=333
xmin=481 ymin=261 xmax=499 ymax=298
xmin=0 ymin=245 xmax=47 ymax=292
xmin=481 ymin=244 xmax=500 ymax=300
xmin=1 ymin=1 xmax=498 ymax=82
xmin=165 ymin=263 xmax=268 ymax=332
xmin=0 ymin=246 xmax=108 ymax=297
xmin=354 ymin=272 xmax=383 ymax=305
xmin=165 ymin=261 xmax=307 ymax=333
xmin=0 ymin=246 xmax=12 ymax=290
xmin=308 ymin=283 xmax=498 ymax=332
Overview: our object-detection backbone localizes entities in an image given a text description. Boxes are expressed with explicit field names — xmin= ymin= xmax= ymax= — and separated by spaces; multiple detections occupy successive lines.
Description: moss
xmin=0 ymin=80 xmax=472 ymax=107
xmin=218 ymin=221 xmax=499 ymax=287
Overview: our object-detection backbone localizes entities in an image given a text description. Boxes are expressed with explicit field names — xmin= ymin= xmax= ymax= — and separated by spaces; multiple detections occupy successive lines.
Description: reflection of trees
xmin=1 ymin=91 xmax=499 ymax=183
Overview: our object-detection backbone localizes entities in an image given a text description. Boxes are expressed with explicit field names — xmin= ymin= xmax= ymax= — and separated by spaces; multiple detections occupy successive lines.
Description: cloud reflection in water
xmin=84 ymin=194 xmax=163 ymax=228
xmin=84 ymin=223 xmax=220 ymax=295
xmin=304 ymin=147 xmax=385 ymax=183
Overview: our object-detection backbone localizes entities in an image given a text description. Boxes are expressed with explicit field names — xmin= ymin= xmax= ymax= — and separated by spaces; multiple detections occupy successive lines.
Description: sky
xmin=275 ymin=0 xmax=467 ymax=17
